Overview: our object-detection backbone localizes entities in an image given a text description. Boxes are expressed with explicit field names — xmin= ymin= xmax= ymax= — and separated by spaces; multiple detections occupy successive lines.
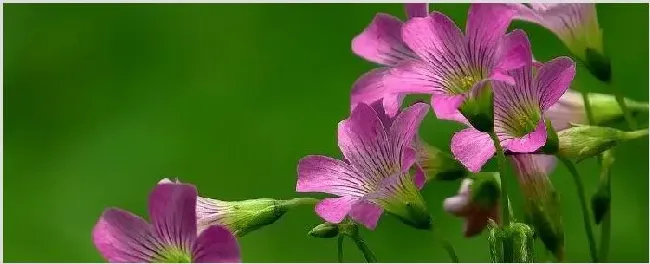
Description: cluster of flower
xmin=91 ymin=3 xmax=647 ymax=263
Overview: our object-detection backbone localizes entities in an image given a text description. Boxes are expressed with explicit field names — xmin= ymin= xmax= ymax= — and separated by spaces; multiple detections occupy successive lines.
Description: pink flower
xmin=450 ymin=30 xmax=575 ymax=172
xmin=383 ymin=4 xmax=526 ymax=123
xmin=92 ymin=183 xmax=241 ymax=263
xmin=351 ymin=3 xmax=430 ymax=116
xmin=296 ymin=102 xmax=432 ymax=230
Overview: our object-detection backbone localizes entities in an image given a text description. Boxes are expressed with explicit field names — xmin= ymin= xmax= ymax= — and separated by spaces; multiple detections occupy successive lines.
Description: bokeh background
xmin=4 ymin=3 xmax=649 ymax=262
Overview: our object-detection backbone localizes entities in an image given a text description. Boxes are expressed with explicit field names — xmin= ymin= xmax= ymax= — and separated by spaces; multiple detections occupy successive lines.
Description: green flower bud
xmin=591 ymin=149 xmax=614 ymax=224
xmin=460 ymin=83 xmax=494 ymax=133
xmin=197 ymin=197 xmax=317 ymax=237
xmin=584 ymin=48 xmax=611 ymax=83
xmin=487 ymin=220 xmax=503 ymax=263
xmin=486 ymin=221 xmax=536 ymax=263
xmin=414 ymin=138 xmax=468 ymax=181
xmin=308 ymin=222 xmax=339 ymax=238
xmin=557 ymin=126 xmax=648 ymax=161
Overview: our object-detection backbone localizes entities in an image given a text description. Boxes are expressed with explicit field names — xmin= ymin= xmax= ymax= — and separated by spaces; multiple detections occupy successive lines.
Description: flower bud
xmin=308 ymin=222 xmax=339 ymax=238
xmin=414 ymin=138 xmax=467 ymax=182
xmin=556 ymin=126 xmax=648 ymax=161
xmin=444 ymin=176 xmax=500 ymax=237
xmin=197 ymin=197 xmax=317 ymax=237
xmin=510 ymin=154 xmax=564 ymax=260
xmin=459 ymin=82 xmax=494 ymax=133
xmin=591 ymin=149 xmax=614 ymax=224
xmin=486 ymin=221 xmax=536 ymax=263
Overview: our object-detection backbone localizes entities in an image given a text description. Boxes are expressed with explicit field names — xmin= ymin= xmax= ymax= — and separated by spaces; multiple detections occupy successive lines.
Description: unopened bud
xmin=584 ymin=48 xmax=611 ymax=83
xmin=591 ymin=149 xmax=614 ymax=224
xmin=556 ymin=126 xmax=648 ymax=161
xmin=470 ymin=172 xmax=501 ymax=209
xmin=487 ymin=220 xmax=503 ymax=263
xmin=308 ymin=222 xmax=339 ymax=238
xmin=197 ymin=197 xmax=317 ymax=237
xmin=414 ymin=138 xmax=467 ymax=182
xmin=508 ymin=223 xmax=536 ymax=263
xmin=460 ymin=83 xmax=494 ymax=132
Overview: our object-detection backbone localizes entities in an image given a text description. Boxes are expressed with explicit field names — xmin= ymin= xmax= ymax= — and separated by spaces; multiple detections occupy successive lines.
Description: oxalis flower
xmin=507 ymin=4 xmax=608 ymax=81
xmin=92 ymin=183 xmax=241 ymax=263
xmin=296 ymin=102 xmax=431 ymax=230
xmin=351 ymin=3 xmax=429 ymax=116
xmin=451 ymin=30 xmax=576 ymax=172
xmin=384 ymin=4 xmax=527 ymax=127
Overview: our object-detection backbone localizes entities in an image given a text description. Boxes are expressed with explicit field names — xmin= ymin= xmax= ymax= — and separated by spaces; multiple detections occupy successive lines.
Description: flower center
xmin=448 ymin=75 xmax=479 ymax=95
xmin=508 ymin=105 xmax=542 ymax=137
xmin=155 ymin=247 xmax=192 ymax=263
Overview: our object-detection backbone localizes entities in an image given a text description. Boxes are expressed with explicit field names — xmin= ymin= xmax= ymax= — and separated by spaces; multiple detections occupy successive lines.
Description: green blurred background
xmin=4 ymin=3 xmax=648 ymax=262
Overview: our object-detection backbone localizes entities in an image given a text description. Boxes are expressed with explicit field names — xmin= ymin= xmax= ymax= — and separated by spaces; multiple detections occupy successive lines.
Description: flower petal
xmin=382 ymin=91 xmax=407 ymax=118
xmin=545 ymin=90 xmax=586 ymax=131
xmin=451 ymin=128 xmax=495 ymax=172
xmin=466 ymin=4 xmax=517 ymax=68
xmin=352 ymin=13 xmax=415 ymax=66
xmin=315 ymin=197 xmax=358 ymax=224
xmin=402 ymin=12 xmax=468 ymax=70
xmin=351 ymin=68 xmax=389 ymax=110
xmin=338 ymin=103 xmax=395 ymax=185
xmin=296 ymin=155 xmax=369 ymax=197
xmin=405 ymin=3 xmax=429 ymax=19
xmin=369 ymin=99 xmax=394 ymax=129
xmin=502 ymin=119 xmax=547 ymax=153
xmin=535 ymin=57 xmax=576 ymax=110
xmin=390 ymin=102 xmax=430 ymax=169
xmin=192 ymin=225 xmax=241 ymax=263
xmin=413 ymin=164 xmax=426 ymax=189
xmin=431 ymin=94 xmax=468 ymax=123
xmin=93 ymin=208 xmax=163 ymax=262
xmin=493 ymin=29 xmax=532 ymax=75
xmin=349 ymin=200 xmax=384 ymax=230
xmin=149 ymin=183 xmax=198 ymax=253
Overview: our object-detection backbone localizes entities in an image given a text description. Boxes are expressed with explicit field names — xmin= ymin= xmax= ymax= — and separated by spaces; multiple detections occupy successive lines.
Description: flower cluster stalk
xmin=487 ymin=131 xmax=513 ymax=263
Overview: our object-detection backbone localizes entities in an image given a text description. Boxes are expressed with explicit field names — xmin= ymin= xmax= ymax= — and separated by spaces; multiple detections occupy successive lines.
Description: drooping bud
xmin=308 ymin=222 xmax=339 ymax=238
xmin=196 ymin=197 xmax=317 ymax=237
xmin=556 ymin=126 xmax=648 ymax=161
xmin=414 ymin=137 xmax=468 ymax=182
xmin=584 ymin=48 xmax=611 ymax=83
xmin=444 ymin=175 xmax=500 ymax=237
xmin=510 ymin=154 xmax=564 ymax=260
xmin=459 ymin=82 xmax=494 ymax=133
xmin=591 ymin=149 xmax=614 ymax=224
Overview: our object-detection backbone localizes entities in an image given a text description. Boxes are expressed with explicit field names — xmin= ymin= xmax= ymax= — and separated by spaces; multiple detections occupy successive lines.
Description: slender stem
xmin=487 ymin=131 xmax=513 ymax=262
xmin=581 ymin=92 xmax=596 ymax=125
xmin=432 ymin=224 xmax=459 ymax=262
xmin=598 ymin=157 xmax=613 ymax=262
xmin=337 ymin=235 xmax=344 ymax=263
xmin=349 ymin=233 xmax=377 ymax=263
xmin=284 ymin=197 xmax=319 ymax=207
xmin=609 ymin=82 xmax=638 ymax=130
xmin=558 ymin=156 xmax=599 ymax=262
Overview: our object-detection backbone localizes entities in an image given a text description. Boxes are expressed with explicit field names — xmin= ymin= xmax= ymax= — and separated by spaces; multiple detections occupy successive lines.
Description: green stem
xmin=337 ymin=235 xmax=344 ymax=263
xmin=558 ymin=156 xmax=599 ymax=262
xmin=598 ymin=157 xmax=613 ymax=262
xmin=581 ymin=92 xmax=596 ymax=125
xmin=284 ymin=197 xmax=319 ymax=207
xmin=487 ymin=131 xmax=513 ymax=262
xmin=610 ymin=82 xmax=638 ymax=130
xmin=432 ymin=225 xmax=459 ymax=262
xmin=349 ymin=233 xmax=376 ymax=263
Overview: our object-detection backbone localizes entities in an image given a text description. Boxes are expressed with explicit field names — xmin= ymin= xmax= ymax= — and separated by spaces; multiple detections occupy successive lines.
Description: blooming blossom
xmin=351 ymin=3 xmax=429 ymax=116
xmin=384 ymin=4 xmax=526 ymax=123
xmin=451 ymin=30 xmax=576 ymax=172
xmin=296 ymin=102 xmax=431 ymax=230
xmin=443 ymin=178 xmax=500 ymax=237
xmin=93 ymin=183 xmax=241 ymax=263
xmin=508 ymin=4 xmax=603 ymax=63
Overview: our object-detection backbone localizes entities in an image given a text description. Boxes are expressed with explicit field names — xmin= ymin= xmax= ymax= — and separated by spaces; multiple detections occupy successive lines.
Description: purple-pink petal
xmin=451 ymin=128 xmax=495 ymax=172
xmin=296 ymin=155 xmax=369 ymax=197
xmin=404 ymin=3 xmax=429 ymax=19
xmin=384 ymin=60 xmax=438 ymax=95
xmin=535 ymin=57 xmax=577 ymax=110
xmin=466 ymin=4 xmax=517 ymax=66
xmin=315 ymin=197 xmax=357 ymax=224
xmin=430 ymin=94 xmax=468 ymax=123
xmin=148 ymin=184 xmax=198 ymax=253
xmin=352 ymin=13 xmax=414 ymax=66
xmin=351 ymin=68 xmax=390 ymax=110
xmin=192 ymin=225 xmax=241 ymax=263
xmin=493 ymin=29 xmax=532 ymax=76
xmin=501 ymin=120 xmax=547 ymax=153
xmin=349 ymin=200 xmax=384 ymax=230
xmin=401 ymin=12 xmax=468 ymax=78
xmin=389 ymin=102 xmax=430 ymax=164
xmin=92 ymin=208 xmax=162 ymax=262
